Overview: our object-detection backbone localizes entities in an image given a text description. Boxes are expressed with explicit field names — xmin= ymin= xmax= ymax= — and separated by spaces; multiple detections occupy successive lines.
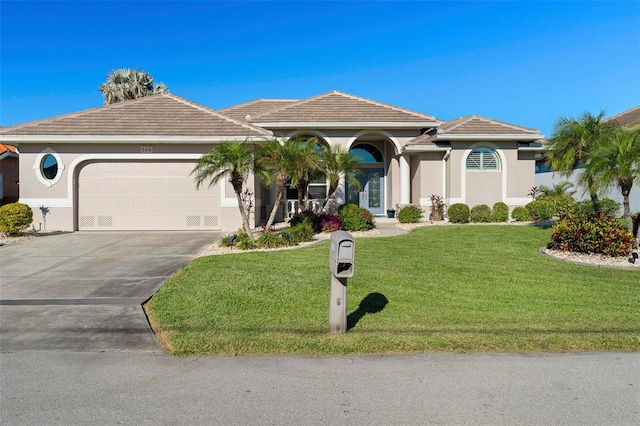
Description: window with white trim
xmin=466 ymin=147 xmax=499 ymax=171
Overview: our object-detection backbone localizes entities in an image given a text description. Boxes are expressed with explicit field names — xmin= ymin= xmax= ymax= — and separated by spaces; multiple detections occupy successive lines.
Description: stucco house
xmin=0 ymin=143 xmax=20 ymax=206
xmin=0 ymin=91 xmax=544 ymax=232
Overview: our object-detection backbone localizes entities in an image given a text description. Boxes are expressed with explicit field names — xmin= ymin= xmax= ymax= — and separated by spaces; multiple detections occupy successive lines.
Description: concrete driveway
xmin=0 ymin=231 xmax=219 ymax=352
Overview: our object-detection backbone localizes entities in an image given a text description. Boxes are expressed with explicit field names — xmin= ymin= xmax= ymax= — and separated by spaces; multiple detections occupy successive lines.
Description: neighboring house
xmin=535 ymin=105 xmax=640 ymax=213
xmin=0 ymin=143 xmax=20 ymax=206
xmin=0 ymin=91 xmax=544 ymax=232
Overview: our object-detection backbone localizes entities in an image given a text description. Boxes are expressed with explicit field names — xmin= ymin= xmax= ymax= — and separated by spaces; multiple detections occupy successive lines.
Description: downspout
xmin=442 ymin=148 xmax=451 ymax=207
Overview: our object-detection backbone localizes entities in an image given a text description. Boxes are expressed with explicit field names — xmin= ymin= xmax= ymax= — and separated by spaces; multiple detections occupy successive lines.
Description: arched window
xmin=466 ymin=147 xmax=499 ymax=171
xmin=350 ymin=143 xmax=383 ymax=163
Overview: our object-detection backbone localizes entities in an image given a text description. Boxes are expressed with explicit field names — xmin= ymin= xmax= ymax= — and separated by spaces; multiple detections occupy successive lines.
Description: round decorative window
xmin=41 ymin=154 xmax=59 ymax=180
xmin=34 ymin=149 xmax=64 ymax=187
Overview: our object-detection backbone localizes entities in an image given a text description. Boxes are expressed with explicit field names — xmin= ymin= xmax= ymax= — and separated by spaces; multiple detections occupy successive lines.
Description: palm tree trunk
xmin=320 ymin=181 xmax=338 ymax=212
xmin=621 ymin=187 xmax=633 ymax=235
xmin=588 ymin=177 xmax=601 ymax=214
xmin=265 ymin=186 xmax=285 ymax=231
xmin=235 ymin=189 xmax=254 ymax=241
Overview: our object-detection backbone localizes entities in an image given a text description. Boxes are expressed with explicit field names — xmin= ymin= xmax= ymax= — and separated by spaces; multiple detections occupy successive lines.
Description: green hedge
xmin=448 ymin=203 xmax=470 ymax=223
xmin=0 ymin=202 xmax=33 ymax=236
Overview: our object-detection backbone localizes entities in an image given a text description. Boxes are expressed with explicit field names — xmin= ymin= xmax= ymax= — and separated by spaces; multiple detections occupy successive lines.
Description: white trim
xmin=460 ymin=143 xmax=508 ymax=204
xmin=19 ymin=198 xmax=73 ymax=208
xmin=346 ymin=130 xmax=402 ymax=154
xmin=517 ymin=146 xmax=546 ymax=151
xmin=254 ymin=121 xmax=440 ymax=129
xmin=403 ymin=145 xmax=450 ymax=152
xmin=1 ymin=135 xmax=267 ymax=144
xmin=284 ymin=130 xmax=334 ymax=147
xmin=434 ymin=134 xmax=543 ymax=141
xmin=399 ymin=154 xmax=410 ymax=204
xmin=448 ymin=197 xmax=464 ymax=205
xmin=33 ymin=148 xmax=65 ymax=188
xmin=504 ymin=197 xmax=531 ymax=205
xmin=442 ymin=148 xmax=451 ymax=200
xmin=418 ymin=198 xmax=432 ymax=206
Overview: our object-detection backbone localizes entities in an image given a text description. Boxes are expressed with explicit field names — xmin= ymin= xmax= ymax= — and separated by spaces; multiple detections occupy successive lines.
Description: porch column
xmin=399 ymin=154 xmax=410 ymax=205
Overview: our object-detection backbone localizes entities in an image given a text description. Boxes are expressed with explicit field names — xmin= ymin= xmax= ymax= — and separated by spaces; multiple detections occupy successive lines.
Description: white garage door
xmin=78 ymin=161 xmax=221 ymax=231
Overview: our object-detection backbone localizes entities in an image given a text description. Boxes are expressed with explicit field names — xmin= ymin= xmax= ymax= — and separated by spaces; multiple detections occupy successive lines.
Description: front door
xmin=348 ymin=168 xmax=384 ymax=215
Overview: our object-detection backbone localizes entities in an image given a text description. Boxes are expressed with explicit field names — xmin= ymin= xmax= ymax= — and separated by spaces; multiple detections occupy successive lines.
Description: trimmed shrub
xmin=287 ymin=223 xmax=315 ymax=243
xmin=397 ymin=205 xmax=423 ymax=223
xmin=470 ymin=204 xmax=492 ymax=223
xmin=318 ymin=213 xmax=343 ymax=233
xmin=338 ymin=203 xmax=374 ymax=232
xmin=511 ymin=206 xmax=531 ymax=222
xmin=526 ymin=199 xmax=554 ymax=221
xmin=549 ymin=211 xmax=634 ymax=257
xmin=448 ymin=203 xmax=470 ymax=223
xmin=573 ymin=198 xmax=621 ymax=218
xmin=491 ymin=202 xmax=510 ymax=222
xmin=537 ymin=194 xmax=575 ymax=219
xmin=0 ymin=202 xmax=33 ymax=236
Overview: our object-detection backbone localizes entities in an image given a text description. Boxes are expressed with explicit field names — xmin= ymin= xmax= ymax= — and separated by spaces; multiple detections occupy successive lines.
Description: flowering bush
xmin=549 ymin=212 xmax=634 ymax=257
xmin=318 ymin=213 xmax=343 ymax=233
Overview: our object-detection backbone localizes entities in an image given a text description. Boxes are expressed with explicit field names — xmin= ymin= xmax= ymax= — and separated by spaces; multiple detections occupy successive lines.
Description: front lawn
xmin=145 ymin=225 xmax=639 ymax=356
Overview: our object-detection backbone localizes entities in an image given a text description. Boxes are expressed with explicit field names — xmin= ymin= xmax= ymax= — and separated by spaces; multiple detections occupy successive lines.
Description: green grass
xmin=145 ymin=225 xmax=639 ymax=356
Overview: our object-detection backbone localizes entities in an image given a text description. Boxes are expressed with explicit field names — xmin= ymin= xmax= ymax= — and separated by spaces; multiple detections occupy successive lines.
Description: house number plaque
xmin=140 ymin=146 xmax=153 ymax=153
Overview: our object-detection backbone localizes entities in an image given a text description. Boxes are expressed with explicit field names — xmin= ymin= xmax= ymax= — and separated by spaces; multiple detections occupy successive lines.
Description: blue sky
xmin=1 ymin=1 xmax=639 ymax=136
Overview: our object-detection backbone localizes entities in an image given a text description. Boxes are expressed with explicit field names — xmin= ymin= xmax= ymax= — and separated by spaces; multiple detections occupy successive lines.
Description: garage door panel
xmin=79 ymin=161 xmax=221 ymax=231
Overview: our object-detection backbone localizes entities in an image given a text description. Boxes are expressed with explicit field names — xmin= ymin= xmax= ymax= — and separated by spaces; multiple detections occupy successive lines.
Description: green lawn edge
xmin=145 ymin=225 xmax=640 ymax=356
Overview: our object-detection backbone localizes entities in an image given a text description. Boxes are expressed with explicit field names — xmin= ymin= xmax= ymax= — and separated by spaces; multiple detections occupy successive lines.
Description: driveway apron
xmin=0 ymin=231 xmax=218 ymax=352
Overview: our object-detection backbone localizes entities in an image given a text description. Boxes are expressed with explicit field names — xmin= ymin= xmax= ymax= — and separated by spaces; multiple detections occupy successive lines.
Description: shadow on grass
xmin=347 ymin=292 xmax=389 ymax=331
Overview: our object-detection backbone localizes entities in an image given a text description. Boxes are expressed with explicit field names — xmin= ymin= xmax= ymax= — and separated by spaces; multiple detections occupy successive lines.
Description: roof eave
xmin=403 ymin=145 xmax=451 ymax=153
xmin=434 ymin=134 xmax=543 ymax=141
xmin=252 ymin=121 xmax=441 ymax=129
xmin=0 ymin=135 xmax=272 ymax=144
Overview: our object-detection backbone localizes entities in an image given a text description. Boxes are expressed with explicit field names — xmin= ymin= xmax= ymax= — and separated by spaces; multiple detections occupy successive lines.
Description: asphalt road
xmin=1 ymin=351 xmax=638 ymax=425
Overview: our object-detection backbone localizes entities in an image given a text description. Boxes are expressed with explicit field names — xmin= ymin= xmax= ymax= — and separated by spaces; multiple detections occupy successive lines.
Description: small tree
xmin=430 ymin=194 xmax=445 ymax=221
xmin=0 ymin=203 xmax=33 ymax=236
xmin=319 ymin=146 xmax=361 ymax=212
xmin=192 ymin=141 xmax=265 ymax=242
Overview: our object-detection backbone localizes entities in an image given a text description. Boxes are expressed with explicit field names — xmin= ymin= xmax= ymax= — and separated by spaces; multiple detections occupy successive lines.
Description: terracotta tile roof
xmin=0 ymin=94 xmax=272 ymax=138
xmin=218 ymin=99 xmax=298 ymax=122
xmin=438 ymin=115 xmax=540 ymax=135
xmin=249 ymin=90 xmax=439 ymax=125
xmin=0 ymin=143 xmax=18 ymax=154
xmin=606 ymin=105 xmax=640 ymax=126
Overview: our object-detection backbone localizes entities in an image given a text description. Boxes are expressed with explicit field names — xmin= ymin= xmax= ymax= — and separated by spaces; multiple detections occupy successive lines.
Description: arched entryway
xmin=347 ymin=143 xmax=385 ymax=215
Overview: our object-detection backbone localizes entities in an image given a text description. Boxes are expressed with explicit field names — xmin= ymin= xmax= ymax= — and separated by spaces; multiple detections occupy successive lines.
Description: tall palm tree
xmin=318 ymin=146 xmax=361 ymax=211
xmin=587 ymin=127 xmax=640 ymax=244
xmin=99 ymin=68 xmax=168 ymax=104
xmin=545 ymin=111 xmax=618 ymax=214
xmin=258 ymin=138 xmax=304 ymax=230
xmin=192 ymin=141 xmax=265 ymax=241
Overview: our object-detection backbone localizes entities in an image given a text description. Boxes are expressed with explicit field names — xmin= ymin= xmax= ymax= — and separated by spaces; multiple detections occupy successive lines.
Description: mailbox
xmin=330 ymin=230 xmax=355 ymax=278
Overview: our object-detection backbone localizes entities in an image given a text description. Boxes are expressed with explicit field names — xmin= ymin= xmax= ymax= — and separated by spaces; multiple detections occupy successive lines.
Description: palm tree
xmin=537 ymin=181 xmax=576 ymax=197
xmin=289 ymin=137 xmax=323 ymax=213
xmin=318 ymin=146 xmax=361 ymax=211
xmin=99 ymin=68 xmax=168 ymax=104
xmin=192 ymin=141 xmax=264 ymax=241
xmin=257 ymin=138 xmax=304 ymax=230
xmin=587 ymin=127 xmax=640 ymax=244
xmin=545 ymin=111 xmax=618 ymax=214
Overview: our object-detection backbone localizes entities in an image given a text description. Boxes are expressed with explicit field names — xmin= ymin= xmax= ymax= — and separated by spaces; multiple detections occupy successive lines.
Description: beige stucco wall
xmin=16 ymin=141 xmax=258 ymax=232
xmin=446 ymin=141 xmax=533 ymax=209
xmin=412 ymin=152 xmax=444 ymax=207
